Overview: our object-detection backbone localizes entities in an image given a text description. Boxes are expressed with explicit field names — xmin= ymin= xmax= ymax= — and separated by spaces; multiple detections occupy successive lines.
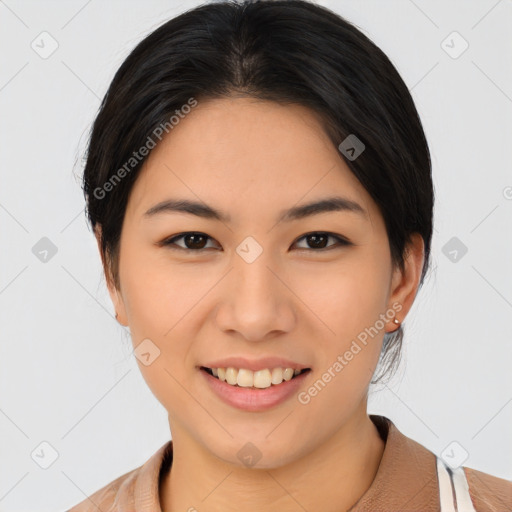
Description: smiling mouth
xmin=200 ymin=366 xmax=311 ymax=389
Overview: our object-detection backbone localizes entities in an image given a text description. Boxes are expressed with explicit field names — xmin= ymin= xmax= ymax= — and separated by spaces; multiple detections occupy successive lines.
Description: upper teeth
xmin=211 ymin=367 xmax=302 ymax=388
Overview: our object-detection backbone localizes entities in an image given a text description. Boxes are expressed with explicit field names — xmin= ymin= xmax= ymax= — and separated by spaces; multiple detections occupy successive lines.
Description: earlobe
xmin=94 ymin=225 xmax=129 ymax=326
xmin=105 ymin=268 xmax=129 ymax=327
xmin=386 ymin=233 xmax=425 ymax=332
xmin=110 ymin=288 xmax=128 ymax=326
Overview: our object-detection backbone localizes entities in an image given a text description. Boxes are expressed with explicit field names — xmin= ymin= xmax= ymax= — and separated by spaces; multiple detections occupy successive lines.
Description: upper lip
xmin=201 ymin=357 xmax=310 ymax=372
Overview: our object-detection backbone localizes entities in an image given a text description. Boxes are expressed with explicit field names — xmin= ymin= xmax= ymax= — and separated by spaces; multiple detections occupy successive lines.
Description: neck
xmin=160 ymin=412 xmax=386 ymax=512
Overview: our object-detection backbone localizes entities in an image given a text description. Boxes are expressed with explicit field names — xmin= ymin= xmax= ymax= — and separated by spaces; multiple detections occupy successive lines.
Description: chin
xmin=205 ymin=431 xmax=309 ymax=470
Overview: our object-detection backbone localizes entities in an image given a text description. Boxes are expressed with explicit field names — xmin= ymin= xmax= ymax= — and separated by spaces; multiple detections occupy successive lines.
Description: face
xmin=103 ymin=97 xmax=422 ymax=468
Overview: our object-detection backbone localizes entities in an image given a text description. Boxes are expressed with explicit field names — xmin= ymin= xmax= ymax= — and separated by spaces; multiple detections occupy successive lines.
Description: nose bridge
xmin=233 ymin=238 xmax=281 ymax=308
xmin=214 ymin=236 xmax=295 ymax=340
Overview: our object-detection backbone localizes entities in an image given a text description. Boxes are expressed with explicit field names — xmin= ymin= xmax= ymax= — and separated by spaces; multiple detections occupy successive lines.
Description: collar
xmin=349 ymin=414 xmax=439 ymax=511
xmin=115 ymin=414 xmax=439 ymax=511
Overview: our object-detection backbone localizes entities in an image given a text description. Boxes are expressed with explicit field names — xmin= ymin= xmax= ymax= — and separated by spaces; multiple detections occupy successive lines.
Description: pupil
xmin=186 ymin=233 xmax=206 ymax=249
xmin=308 ymin=233 xmax=327 ymax=249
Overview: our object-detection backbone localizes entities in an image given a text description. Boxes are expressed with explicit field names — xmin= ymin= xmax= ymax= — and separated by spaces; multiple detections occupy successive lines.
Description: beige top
xmin=66 ymin=415 xmax=512 ymax=511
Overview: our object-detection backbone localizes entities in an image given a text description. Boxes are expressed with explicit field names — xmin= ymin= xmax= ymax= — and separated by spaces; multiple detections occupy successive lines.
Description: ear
xmin=94 ymin=225 xmax=128 ymax=326
xmin=386 ymin=233 xmax=425 ymax=332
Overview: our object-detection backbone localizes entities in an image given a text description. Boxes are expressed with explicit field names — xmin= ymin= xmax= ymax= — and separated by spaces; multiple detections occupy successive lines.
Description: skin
xmin=96 ymin=96 xmax=424 ymax=512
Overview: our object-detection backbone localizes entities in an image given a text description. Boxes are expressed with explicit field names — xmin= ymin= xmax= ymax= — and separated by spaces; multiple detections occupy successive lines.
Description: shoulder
xmin=66 ymin=466 xmax=139 ymax=512
xmin=367 ymin=415 xmax=512 ymax=512
xmin=464 ymin=466 xmax=512 ymax=512
xmin=65 ymin=440 xmax=173 ymax=512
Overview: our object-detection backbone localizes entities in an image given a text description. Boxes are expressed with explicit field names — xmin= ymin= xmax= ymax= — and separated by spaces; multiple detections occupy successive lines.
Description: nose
xmin=214 ymin=250 xmax=296 ymax=342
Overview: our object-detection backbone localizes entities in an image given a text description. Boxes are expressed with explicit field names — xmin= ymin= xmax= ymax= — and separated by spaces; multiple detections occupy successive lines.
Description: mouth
xmin=200 ymin=366 xmax=311 ymax=389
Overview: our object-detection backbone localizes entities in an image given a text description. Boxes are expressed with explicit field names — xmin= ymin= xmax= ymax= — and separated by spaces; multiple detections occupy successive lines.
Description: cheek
xmin=298 ymin=251 xmax=391 ymax=344
xmin=119 ymin=253 xmax=201 ymax=411
xmin=294 ymin=248 xmax=391 ymax=407
xmin=294 ymin=258 xmax=388 ymax=426
xmin=120 ymin=247 xmax=204 ymax=339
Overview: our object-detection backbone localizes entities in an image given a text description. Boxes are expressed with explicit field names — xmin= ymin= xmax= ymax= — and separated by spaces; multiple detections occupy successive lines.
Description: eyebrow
xmin=143 ymin=196 xmax=367 ymax=223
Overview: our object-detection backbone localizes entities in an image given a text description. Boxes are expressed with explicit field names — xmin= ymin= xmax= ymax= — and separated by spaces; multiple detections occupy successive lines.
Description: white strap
xmin=437 ymin=457 xmax=477 ymax=512
xmin=451 ymin=465 xmax=477 ymax=512
xmin=438 ymin=457 xmax=457 ymax=512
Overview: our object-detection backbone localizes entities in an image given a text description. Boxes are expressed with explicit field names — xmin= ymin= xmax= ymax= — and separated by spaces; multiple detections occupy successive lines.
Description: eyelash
xmin=160 ymin=231 xmax=352 ymax=253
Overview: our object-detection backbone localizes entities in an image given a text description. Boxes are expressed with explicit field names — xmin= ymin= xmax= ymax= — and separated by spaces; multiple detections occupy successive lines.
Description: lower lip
xmin=200 ymin=368 xmax=310 ymax=412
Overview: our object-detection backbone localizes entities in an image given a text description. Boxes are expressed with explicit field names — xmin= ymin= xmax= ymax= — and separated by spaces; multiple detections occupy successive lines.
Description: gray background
xmin=0 ymin=0 xmax=511 ymax=510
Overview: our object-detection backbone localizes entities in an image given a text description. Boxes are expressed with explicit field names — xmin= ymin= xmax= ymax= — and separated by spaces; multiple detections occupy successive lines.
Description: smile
xmin=201 ymin=366 xmax=311 ymax=389
xmin=200 ymin=365 xmax=312 ymax=412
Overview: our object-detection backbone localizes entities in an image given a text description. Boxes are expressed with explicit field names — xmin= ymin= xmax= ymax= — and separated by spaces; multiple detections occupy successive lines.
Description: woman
xmin=68 ymin=1 xmax=511 ymax=510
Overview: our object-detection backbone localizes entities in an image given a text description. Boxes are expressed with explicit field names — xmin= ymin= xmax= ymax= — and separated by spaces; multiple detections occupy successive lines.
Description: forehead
xmin=126 ymin=97 xmax=376 ymax=223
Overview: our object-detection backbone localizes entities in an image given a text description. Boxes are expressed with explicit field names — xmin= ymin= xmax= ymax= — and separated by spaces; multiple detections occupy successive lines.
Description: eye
xmin=160 ymin=231 xmax=351 ymax=252
xmin=292 ymin=232 xmax=351 ymax=251
xmin=160 ymin=232 xmax=220 ymax=251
